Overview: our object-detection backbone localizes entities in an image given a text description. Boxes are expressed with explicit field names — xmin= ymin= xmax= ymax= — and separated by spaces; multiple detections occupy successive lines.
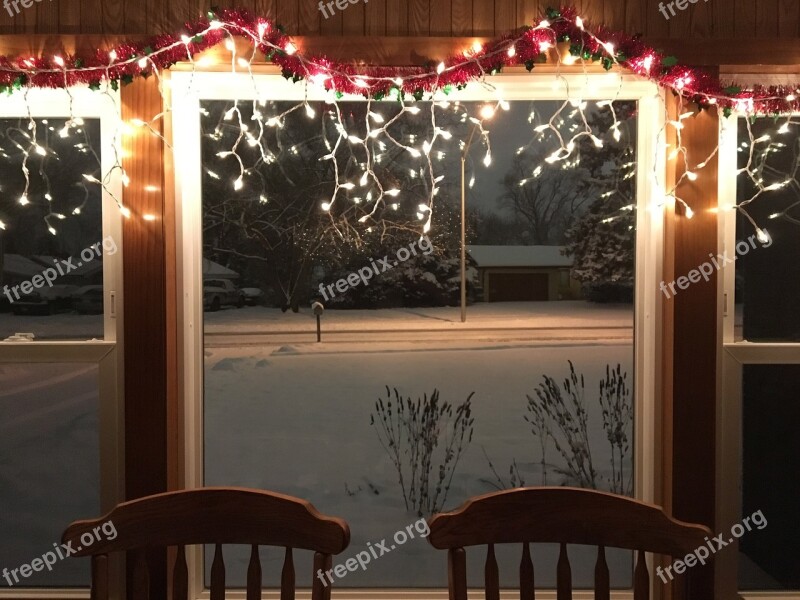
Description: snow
xmin=0 ymin=364 xmax=98 ymax=587
xmin=0 ymin=300 xmax=640 ymax=588
xmin=203 ymin=323 xmax=635 ymax=588
xmin=204 ymin=301 xmax=633 ymax=334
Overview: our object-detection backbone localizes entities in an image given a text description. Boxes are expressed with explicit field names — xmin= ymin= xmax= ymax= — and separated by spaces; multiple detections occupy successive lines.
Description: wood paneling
xmin=0 ymin=0 xmax=797 ymax=40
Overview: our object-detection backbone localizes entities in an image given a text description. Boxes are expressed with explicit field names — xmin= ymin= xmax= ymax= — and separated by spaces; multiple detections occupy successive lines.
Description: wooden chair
xmin=61 ymin=487 xmax=350 ymax=600
xmin=427 ymin=487 xmax=712 ymax=600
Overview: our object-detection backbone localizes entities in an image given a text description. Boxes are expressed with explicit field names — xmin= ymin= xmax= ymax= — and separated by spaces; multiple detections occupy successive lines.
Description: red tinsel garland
xmin=0 ymin=5 xmax=797 ymax=116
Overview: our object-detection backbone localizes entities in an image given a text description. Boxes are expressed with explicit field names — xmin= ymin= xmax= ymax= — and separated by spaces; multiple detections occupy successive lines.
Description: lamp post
xmin=460 ymin=105 xmax=495 ymax=323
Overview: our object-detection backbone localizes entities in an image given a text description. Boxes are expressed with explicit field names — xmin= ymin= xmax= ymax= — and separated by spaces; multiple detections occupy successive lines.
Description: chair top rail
xmin=428 ymin=487 xmax=711 ymax=557
xmin=62 ymin=487 xmax=350 ymax=556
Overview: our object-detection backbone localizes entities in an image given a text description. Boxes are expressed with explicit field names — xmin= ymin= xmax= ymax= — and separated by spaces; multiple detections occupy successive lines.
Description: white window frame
xmin=717 ymin=112 xmax=800 ymax=600
xmin=171 ymin=69 xmax=666 ymax=600
xmin=0 ymin=86 xmax=125 ymax=599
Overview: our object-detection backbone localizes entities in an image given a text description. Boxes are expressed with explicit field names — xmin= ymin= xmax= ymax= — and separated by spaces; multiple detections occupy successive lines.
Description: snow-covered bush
xmin=371 ymin=387 xmax=474 ymax=517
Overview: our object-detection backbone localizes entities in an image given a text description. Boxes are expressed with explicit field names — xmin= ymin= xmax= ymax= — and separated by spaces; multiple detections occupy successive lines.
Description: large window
xmin=0 ymin=87 xmax=124 ymax=592
xmin=174 ymin=71 xmax=664 ymax=595
xmin=719 ymin=110 xmax=800 ymax=598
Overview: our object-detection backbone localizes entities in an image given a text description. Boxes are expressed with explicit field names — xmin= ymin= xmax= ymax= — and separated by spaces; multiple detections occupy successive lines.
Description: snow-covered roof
xmin=467 ymin=245 xmax=572 ymax=268
xmin=33 ymin=255 xmax=102 ymax=277
xmin=1 ymin=254 xmax=47 ymax=278
xmin=203 ymin=258 xmax=239 ymax=279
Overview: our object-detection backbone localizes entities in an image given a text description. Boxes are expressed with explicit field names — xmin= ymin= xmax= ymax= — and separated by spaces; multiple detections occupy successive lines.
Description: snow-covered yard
xmin=204 ymin=335 xmax=635 ymax=588
xmin=0 ymin=364 xmax=98 ymax=587
xmin=0 ymin=300 xmax=637 ymax=588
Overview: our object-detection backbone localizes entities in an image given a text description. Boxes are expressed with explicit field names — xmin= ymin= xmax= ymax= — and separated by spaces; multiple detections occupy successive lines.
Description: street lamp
xmin=460 ymin=104 xmax=495 ymax=323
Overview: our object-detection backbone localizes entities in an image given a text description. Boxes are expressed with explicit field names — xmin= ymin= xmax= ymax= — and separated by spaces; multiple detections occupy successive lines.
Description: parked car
xmin=203 ymin=279 xmax=244 ymax=311
xmin=11 ymin=284 xmax=79 ymax=315
xmin=73 ymin=285 xmax=104 ymax=314
xmin=239 ymin=287 xmax=265 ymax=306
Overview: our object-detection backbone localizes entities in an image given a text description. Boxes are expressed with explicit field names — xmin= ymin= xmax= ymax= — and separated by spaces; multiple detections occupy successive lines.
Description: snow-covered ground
xmin=204 ymin=301 xmax=633 ymax=333
xmin=0 ymin=301 xmax=639 ymax=588
xmin=0 ymin=364 xmax=98 ymax=587
xmin=204 ymin=334 xmax=635 ymax=588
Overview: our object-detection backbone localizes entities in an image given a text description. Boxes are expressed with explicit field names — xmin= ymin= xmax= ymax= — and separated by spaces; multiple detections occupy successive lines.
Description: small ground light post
xmin=312 ymin=301 xmax=324 ymax=342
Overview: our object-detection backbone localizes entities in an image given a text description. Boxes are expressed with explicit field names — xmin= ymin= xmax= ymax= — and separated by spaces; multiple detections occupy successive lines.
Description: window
xmin=718 ymin=110 xmax=800 ymax=598
xmin=174 ymin=71 xmax=664 ymax=595
xmin=0 ymin=87 xmax=124 ymax=592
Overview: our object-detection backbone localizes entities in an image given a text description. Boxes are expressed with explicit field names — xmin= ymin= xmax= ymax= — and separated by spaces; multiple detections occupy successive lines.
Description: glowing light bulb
xmin=284 ymin=42 xmax=297 ymax=55
xmin=472 ymin=41 xmax=483 ymax=54
xmin=109 ymin=49 xmax=118 ymax=61
xmin=19 ymin=195 xmax=29 ymax=205
xmin=386 ymin=189 xmax=400 ymax=197
xmin=138 ymin=57 xmax=148 ymax=68
xmin=575 ymin=16 xmax=584 ymax=29
xmin=321 ymin=202 xmax=331 ymax=212
xmin=756 ymin=229 xmax=770 ymax=244
xmin=686 ymin=171 xmax=698 ymax=181
xmin=507 ymin=46 xmax=516 ymax=58
xmin=305 ymin=104 xmax=316 ymax=118
xmin=480 ymin=105 xmax=495 ymax=120
xmin=436 ymin=62 xmax=446 ymax=74
xmin=233 ymin=177 xmax=243 ymax=190
xmin=53 ymin=56 xmax=65 ymax=67
xmin=685 ymin=206 xmax=694 ymax=219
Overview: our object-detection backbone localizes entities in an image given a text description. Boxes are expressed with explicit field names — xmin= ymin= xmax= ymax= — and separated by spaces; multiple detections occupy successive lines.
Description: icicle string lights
xmin=0 ymin=6 xmax=798 ymax=237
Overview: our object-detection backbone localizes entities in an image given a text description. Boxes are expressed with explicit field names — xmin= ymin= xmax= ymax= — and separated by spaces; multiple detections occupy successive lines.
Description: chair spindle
xmin=133 ymin=549 xmax=150 ymax=600
xmin=633 ymin=549 xmax=649 ymax=600
xmin=172 ymin=546 xmax=188 ymax=600
xmin=281 ymin=547 xmax=295 ymax=600
xmin=210 ymin=544 xmax=225 ymax=600
xmin=556 ymin=543 xmax=571 ymax=600
xmin=246 ymin=545 xmax=261 ymax=600
xmin=594 ymin=546 xmax=610 ymax=600
xmin=484 ymin=544 xmax=499 ymax=600
xmin=312 ymin=552 xmax=332 ymax=600
xmin=519 ymin=542 xmax=535 ymax=600
xmin=91 ymin=554 xmax=109 ymax=600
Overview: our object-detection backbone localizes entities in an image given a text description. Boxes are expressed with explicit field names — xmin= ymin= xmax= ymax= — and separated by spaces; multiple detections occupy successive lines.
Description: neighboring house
xmin=202 ymin=258 xmax=239 ymax=281
xmin=32 ymin=255 xmax=104 ymax=285
xmin=467 ymin=245 xmax=582 ymax=302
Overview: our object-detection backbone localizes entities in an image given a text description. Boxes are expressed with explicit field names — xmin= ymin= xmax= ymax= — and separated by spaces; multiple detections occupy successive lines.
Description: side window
xmin=0 ymin=88 xmax=123 ymax=590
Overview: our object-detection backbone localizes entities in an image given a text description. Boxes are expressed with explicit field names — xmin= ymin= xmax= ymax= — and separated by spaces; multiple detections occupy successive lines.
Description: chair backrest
xmin=62 ymin=487 xmax=350 ymax=600
xmin=427 ymin=487 xmax=712 ymax=600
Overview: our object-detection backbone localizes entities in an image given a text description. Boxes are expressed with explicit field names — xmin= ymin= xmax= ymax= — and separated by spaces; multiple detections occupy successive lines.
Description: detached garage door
xmin=488 ymin=272 xmax=549 ymax=302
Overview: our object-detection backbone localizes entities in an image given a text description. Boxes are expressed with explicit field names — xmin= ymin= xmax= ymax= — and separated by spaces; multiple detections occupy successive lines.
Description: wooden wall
xmin=1 ymin=0 xmax=798 ymax=39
